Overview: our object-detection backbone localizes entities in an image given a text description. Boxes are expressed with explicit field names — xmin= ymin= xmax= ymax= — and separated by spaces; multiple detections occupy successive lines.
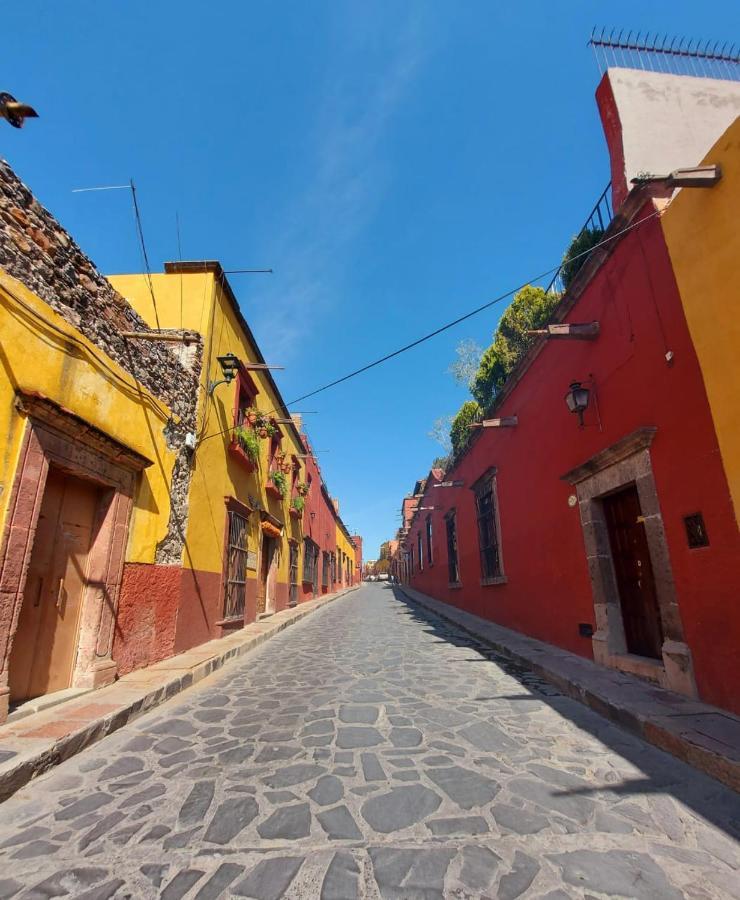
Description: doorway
xmin=9 ymin=468 xmax=101 ymax=703
xmin=602 ymin=484 xmax=664 ymax=659
xmin=256 ymin=534 xmax=275 ymax=617
xmin=289 ymin=542 xmax=299 ymax=607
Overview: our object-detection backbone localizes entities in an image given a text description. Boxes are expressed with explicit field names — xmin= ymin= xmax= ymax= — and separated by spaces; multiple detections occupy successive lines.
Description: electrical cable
xmin=129 ymin=179 xmax=162 ymax=331
xmin=199 ymin=208 xmax=660 ymax=445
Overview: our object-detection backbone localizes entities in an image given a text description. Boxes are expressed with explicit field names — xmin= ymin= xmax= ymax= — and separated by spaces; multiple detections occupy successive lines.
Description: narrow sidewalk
xmin=0 ymin=586 xmax=358 ymax=801
xmin=398 ymin=585 xmax=740 ymax=793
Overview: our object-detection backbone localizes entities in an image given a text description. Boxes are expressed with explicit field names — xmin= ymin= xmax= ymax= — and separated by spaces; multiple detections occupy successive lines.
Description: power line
xmin=200 ymin=209 xmax=660 ymax=445
xmin=129 ymin=179 xmax=162 ymax=331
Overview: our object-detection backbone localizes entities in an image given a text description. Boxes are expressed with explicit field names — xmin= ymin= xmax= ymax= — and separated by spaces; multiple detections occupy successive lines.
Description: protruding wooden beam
xmin=121 ymin=330 xmax=199 ymax=343
xmin=432 ymin=480 xmax=465 ymax=488
xmin=527 ymin=322 xmax=600 ymax=340
xmin=242 ymin=364 xmax=285 ymax=370
xmin=468 ymin=416 xmax=518 ymax=429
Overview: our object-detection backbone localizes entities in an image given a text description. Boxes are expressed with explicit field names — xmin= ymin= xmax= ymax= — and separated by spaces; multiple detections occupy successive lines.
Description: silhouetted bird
xmin=0 ymin=93 xmax=38 ymax=128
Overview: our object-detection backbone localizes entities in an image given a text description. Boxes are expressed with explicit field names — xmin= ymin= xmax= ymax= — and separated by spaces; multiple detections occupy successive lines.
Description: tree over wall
xmin=470 ymin=285 xmax=560 ymax=410
xmin=450 ymin=400 xmax=482 ymax=459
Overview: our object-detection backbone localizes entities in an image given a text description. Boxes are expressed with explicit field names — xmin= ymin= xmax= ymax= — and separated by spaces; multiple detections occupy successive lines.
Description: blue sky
xmin=4 ymin=1 xmax=739 ymax=558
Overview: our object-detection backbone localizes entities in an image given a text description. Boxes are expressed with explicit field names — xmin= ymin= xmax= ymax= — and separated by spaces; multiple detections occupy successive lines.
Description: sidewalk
xmin=399 ymin=585 xmax=740 ymax=793
xmin=0 ymin=586 xmax=358 ymax=801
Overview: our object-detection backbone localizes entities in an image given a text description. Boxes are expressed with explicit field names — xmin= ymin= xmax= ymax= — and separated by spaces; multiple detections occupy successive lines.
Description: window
xmin=445 ymin=510 xmax=460 ymax=584
xmin=224 ymin=509 xmax=249 ymax=618
xmin=235 ymin=370 xmax=258 ymax=426
xmin=425 ymin=515 xmax=433 ymax=565
xmin=331 ymin=552 xmax=337 ymax=584
xmin=303 ymin=538 xmax=319 ymax=584
xmin=474 ymin=472 xmax=503 ymax=581
xmin=417 ymin=532 xmax=423 ymax=572
xmin=289 ymin=541 xmax=299 ymax=605
xmin=409 ymin=546 xmax=414 ymax=576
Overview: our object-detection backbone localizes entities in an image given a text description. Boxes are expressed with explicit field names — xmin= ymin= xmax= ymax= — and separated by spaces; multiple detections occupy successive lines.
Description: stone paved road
xmin=0 ymin=585 xmax=738 ymax=899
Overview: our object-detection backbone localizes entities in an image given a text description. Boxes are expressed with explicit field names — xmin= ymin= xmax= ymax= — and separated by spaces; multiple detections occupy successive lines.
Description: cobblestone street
xmin=0 ymin=585 xmax=737 ymax=898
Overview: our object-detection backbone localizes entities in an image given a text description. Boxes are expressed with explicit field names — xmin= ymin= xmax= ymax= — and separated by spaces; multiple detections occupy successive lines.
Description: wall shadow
xmin=386 ymin=584 xmax=740 ymax=840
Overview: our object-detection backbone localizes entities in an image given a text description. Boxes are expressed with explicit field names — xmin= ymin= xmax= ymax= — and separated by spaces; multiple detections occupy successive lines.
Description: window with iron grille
xmin=417 ymin=531 xmax=423 ymax=572
xmin=289 ymin=541 xmax=299 ymax=604
xmin=425 ymin=515 xmax=433 ymax=565
xmin=474 ymin=473 xmax=502 ymax=580
xmin=303 ymin=538 xmax=318 ymax=584
xmin=331 ymin=552 xmax=336 ymax=584
xmin=224 ymin=510 xmax=249 ymax=618
xmin=322 ymin=551 xmax=330 ymax=588
xmin=445 ymin=510 xmax=460 ymax=584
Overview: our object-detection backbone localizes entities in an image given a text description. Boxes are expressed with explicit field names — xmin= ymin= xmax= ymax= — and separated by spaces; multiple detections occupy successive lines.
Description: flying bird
xmin=0 ymin=93 xmax=38 ymax=128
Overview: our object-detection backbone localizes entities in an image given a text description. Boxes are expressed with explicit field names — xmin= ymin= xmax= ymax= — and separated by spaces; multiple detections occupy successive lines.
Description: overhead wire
xmin=199 ymin=208 xmax=661 ymax=446
xmin=129 ymin=179 xmax=162 ymax=331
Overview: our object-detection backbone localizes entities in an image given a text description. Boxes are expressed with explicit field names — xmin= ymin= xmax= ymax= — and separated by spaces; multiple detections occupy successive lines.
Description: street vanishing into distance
xmin=0 ymin=586 xmax=737 ymax=899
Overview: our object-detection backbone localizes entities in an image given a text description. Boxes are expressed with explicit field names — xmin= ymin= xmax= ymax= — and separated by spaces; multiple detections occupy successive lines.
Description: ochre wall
xmin=660 ymin=118 xmax=740 ymax=526
xmin=406 ymin=208 xmax=740 ymax=714
xmin=110 ymin=270 xmax=307 ymax=645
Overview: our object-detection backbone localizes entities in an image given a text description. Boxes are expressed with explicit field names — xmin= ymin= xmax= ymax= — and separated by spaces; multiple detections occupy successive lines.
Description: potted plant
xmin=264 ymin=422 xmax=277 ymax=439
xmin=296 ymin=481 xmax=309 ymax=497
xmin=244 ymin=406 xmax=259 ymax=426
xmin=290 ymin=495 xmax=305 ymax=518
xmin=233 ymin=424 xmax=260 ymax=465
xmin=270 ymin=470 xmax=287 ymax=499
xmin=281 ymin=458 xmax=293 ymax=474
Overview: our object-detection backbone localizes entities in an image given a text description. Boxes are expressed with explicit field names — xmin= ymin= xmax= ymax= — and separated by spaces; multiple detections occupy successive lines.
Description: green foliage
xmin=561 ymin=227 xmax=604 ymax=290
xmin=431 ymin=454 xmax=450 ymax=473
xmin=233 ymin=425 xmax=260 ymax=463
xmin=291 ymin=496 xmax=305 ymax=513
xmin=296 ymin=481 xmax=310 ymax=496
xmin=450 ymin=400 xmax=481 ymax=459
xmin=270 ymin=470 xmax=287 ymax=498
xmin=470 ymin=285 xmax=560 ymax=410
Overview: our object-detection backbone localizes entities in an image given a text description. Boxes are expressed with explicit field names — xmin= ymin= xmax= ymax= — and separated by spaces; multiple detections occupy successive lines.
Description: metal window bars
xmin=224 ymin=511 xmax=249 ymax=619
xmin=589 ymin=28 xmax=740 ymax=82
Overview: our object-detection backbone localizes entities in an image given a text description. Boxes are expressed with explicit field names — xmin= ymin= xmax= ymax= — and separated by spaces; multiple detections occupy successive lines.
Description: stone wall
xmin=0 ymin=159 xmax=200 ymax=426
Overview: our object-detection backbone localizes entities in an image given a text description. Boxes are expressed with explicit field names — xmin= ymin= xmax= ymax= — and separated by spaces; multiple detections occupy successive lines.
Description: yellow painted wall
xmin=661 ymin=118 xmax=740 ymax=524
xmin=0 ymin=272 xmax=177 ymax=563
xmin=109 ymin=271 xmax=307 ymax=588
xmin=335 ymin=525 xmax=356 ymax=585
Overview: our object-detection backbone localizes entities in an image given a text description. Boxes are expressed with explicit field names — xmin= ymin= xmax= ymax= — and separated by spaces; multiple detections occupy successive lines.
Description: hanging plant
xmin=257 ymin=426 xmax=269 ymax=439
xmin=270 ymin=470 xmax=287 ymax=498
xmin=291 ymin=496 xmax=305 ymax=513
xmin=234 ymin=425 xmax=260 ymax=464
xmin=244 ymin=406 xmax=259 ymax=425
xmin=265 ymin=422 xmax=278 ymax=439
xmin=281 ymin=459 xmax=293 ymax=474
xmin=296 ymin=481 xmax=310 ymax=496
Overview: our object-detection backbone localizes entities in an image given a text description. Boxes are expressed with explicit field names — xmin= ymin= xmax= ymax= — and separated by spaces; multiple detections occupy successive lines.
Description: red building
xmin=404 ymin=74 xmax=740 ymax=715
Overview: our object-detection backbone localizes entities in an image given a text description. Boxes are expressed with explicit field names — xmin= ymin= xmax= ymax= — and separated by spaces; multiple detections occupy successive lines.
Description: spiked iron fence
xmin=589 ymin=28 xmax=740 ymax=82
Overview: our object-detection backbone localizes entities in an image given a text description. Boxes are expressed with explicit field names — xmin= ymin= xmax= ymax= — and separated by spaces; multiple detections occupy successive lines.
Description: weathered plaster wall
xmin=596 ymin=69 xmax=740 ymax=209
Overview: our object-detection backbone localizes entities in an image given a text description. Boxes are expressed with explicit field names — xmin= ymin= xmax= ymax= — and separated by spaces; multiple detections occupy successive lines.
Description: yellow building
xmin=660 ymin=118 xmax=740 ymax=525
xmin=0 ymin=161 xmax=194 ymax=720
xmin=110 ymin=261 xmax=357 ymax=648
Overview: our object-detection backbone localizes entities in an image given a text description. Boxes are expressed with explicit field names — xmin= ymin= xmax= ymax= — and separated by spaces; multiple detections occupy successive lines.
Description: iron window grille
xmin=224 ymin=510 xmax=249 ymax=618
xmin=445 ymin=510 xmax=460 ymax=584
xmin=474 ymin=475 xmax=502 ymax=580
xmin=417 ymin=532 xmax=423 ymax=572
xmin=303 ymin=538 xmax=319 ymax=584
xmin=425 ymin=515 xmax=433 ymax=565
xmin=322 ymin=551 xmax=330 ymax=588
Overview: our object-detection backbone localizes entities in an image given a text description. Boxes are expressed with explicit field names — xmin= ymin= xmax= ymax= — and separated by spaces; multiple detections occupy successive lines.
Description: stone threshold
xmin=0 ymin=586 xmax=359 ymax=802
xmin=398 ymin=585 xmax=740 ymax=793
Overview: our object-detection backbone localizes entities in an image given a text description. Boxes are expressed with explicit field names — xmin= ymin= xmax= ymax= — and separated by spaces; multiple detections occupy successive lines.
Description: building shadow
xmin=386 ymin=584 xmax=740 ymax=841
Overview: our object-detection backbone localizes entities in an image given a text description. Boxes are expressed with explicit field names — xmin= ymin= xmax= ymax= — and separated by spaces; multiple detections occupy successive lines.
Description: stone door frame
xmin=562 ymin=427 xmax=697 ymax=697
xmin=0 ymin=392 xmax=151 ymax=721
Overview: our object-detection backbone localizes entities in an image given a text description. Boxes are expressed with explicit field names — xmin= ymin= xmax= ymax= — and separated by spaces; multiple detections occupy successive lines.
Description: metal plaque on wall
xmin=247 ymin=550 xmax=258 ymax=570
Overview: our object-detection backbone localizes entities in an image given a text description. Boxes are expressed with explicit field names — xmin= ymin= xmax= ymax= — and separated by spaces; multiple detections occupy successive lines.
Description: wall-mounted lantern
xmin=208 ymin=353 xmax=241 ymax=395
xmin=565 ymin=381 xmax=590 ymax=427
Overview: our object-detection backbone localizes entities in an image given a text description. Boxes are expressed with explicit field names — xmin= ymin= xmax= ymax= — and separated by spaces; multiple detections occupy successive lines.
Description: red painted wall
xmin=407 ymin=208 xmax=740 ymax=714
xmin=300 ymin=440 xmax=338 ymax=600
xmin=114 ymin=562 xmax=180 ymax=675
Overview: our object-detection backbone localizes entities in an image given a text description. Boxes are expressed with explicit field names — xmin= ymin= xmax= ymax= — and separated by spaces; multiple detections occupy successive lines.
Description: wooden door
xmin=602 ymin=484 xmax=664 ymax=659
xmin=9 ymin=469 xmax=99 ymax=702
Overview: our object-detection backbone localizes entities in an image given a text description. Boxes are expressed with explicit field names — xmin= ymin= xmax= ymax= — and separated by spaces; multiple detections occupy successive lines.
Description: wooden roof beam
xmin=527 ymin=322 xmax=600 ymax=340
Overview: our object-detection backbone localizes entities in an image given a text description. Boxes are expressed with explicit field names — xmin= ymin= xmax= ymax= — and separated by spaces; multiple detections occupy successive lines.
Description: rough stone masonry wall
xmin=0 ymin=159 xmax=201 ymax=564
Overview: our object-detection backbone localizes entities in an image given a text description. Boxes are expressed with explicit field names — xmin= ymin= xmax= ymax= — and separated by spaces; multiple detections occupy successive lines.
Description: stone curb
xmin=398 ymin=585 xmax=740 ymax=793
xmin=0 ymin=587 xmax=358 ymax=802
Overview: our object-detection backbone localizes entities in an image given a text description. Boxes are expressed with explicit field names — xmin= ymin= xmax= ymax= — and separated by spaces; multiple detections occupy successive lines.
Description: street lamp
xmin=208 ymin=353 xmax=241 ymax=395
xmin=565 ymin=381 xmax=590 ymax=427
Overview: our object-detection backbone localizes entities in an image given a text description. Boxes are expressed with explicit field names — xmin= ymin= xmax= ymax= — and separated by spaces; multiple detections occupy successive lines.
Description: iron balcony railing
xmin=545 ymin=182 xmax=614 ymax=296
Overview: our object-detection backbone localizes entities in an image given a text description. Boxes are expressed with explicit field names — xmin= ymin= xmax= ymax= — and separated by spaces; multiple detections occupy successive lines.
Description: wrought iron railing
xmin=545 ymin=182 xmax=613 ymax=296
xmin=589 ymin=28 xmax=740 ymax=82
